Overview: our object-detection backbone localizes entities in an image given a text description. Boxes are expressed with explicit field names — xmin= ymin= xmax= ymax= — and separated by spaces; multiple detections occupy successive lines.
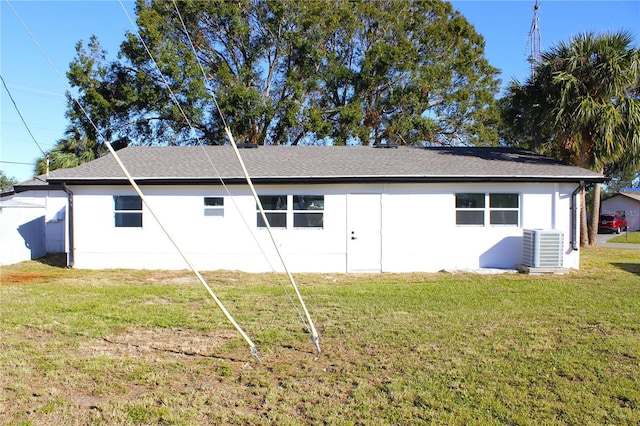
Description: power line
xmin=121 ymin=0 xmax=321 ymax=354
xmin=0 ymin=73 xmax=47 ymax=156
xmin=115 ymin=0 xmax=260 ymax=358
xmin=0 ymin=160 xmax=37 ymax=166
xmin=170 ymin=0 xmax=321 ymax=354
xmin=8 ymin=0 xmax=261 ymax=359
xmin=3 ymin=83 xmax=65 ymax=99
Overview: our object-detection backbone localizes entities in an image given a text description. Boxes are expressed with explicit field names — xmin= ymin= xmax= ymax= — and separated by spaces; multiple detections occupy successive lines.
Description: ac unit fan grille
xmin=522 ymin=229 xmax=563 ymax=268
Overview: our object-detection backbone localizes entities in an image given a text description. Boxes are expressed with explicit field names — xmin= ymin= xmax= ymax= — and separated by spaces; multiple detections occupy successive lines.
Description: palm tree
xmin=35 ymin=133 xmax=107 ymax=176
xmin=507 ymin=31 xmax=640 ymax=246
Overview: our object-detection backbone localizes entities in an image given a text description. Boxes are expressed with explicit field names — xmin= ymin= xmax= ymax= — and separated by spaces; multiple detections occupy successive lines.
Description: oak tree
xmin=43 ymin=0 xmax=501 ymax=171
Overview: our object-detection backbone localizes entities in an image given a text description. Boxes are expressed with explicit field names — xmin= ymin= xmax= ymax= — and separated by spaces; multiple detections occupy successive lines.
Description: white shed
xmin=0 ymin=183 xmax=69 ymax=266
xmin=0 ymin=198 xmax=46 ymax=265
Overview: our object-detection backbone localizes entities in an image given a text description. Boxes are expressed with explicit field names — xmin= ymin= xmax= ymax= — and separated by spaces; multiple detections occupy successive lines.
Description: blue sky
xmin=1 ymin=0 xmax=639 ymax=182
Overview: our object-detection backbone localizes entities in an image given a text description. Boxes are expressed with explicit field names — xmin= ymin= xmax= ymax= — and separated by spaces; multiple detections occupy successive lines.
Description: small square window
xmin=293 ymin=195 xmax=324 ymax=228
xmin=490 ymin=193 xmax=518 ymax=209
xmin=489 ymin=193 xmax=519 ymax=225
xmin=456 ymin=193 xmax=485 ymax=209
xmin=456 ymin=211 xmax=485 ymax=225
xmin=257 ymin=212 xmax=287 ymax=228
xmin=257 ymin=195 xmax=288 ymax=228
xmin=490 ymin=210 xmax=519 ymax=225
xmin=258 ymin=195 xmax=287 ymax=211
xmin=455 ymin=193 xmax=485 ymax=225
xmin=115 ymin=213 xmax=143 ymax=227
xmin=114 ymin=195 xmax=142 ymax=211
xmin=204 ymin=197 xmax=224 ymax=207
xmin=294 ymin=212 xmax=323 ymax=227
xmin=204 ymin=197 xmax=224 ymax=217
xmin=114 ymin=195 xmax=142 ymax=228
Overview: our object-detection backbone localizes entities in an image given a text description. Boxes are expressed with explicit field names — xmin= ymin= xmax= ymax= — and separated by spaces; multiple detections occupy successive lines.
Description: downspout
xmin=62 ymin=183 xmax=74 ymax=267
xmin=570 ymin=181 xmax=584 ymax=251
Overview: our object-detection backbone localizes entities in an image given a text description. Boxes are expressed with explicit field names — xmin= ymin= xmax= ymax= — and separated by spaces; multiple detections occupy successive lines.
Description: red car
xmin=598 ymin=213 xmax=628 ymax=234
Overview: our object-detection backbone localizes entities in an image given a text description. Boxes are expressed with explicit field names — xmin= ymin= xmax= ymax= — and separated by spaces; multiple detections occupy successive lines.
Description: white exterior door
xmin=347 ymin=193 xmax=382 ymax=272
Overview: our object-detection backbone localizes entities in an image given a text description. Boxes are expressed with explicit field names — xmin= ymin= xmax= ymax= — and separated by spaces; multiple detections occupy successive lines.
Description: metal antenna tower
xmin=526 ymin=1 xmax=542 ymax=152
xmin=526 ymin=0 xmax=541 ymax=77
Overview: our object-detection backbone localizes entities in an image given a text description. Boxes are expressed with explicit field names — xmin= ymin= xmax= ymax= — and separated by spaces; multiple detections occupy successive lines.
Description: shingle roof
xmin=41 ymin=145 xmax=604 ymax=184
xmin=3 ymin=175 xmax=60 ymax=196
xmin=618 ymin=190 xmax=640 ymax=202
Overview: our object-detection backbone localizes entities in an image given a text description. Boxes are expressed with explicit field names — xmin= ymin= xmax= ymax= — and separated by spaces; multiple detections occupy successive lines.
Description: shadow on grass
xmin=612 ymin=262 xmax=640 ymax=276
xmin=34 ymin=253 xmax=68 ymax=268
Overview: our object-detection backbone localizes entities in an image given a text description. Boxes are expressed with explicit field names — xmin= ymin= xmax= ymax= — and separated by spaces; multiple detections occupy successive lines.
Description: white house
xmin=600 ymin=188 xmax=640 ymax=231
xmin=3 ymin=145 xmax=604 ymax=272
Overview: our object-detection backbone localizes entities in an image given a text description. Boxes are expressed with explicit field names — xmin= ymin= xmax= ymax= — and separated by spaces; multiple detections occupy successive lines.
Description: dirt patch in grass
xmin=74 ymin=326 xmax=345 ymax=372
xmin=78 ymin=327 xmax=240 ymax=359
xmin=1 ymin=272 xmax=60 ymax=284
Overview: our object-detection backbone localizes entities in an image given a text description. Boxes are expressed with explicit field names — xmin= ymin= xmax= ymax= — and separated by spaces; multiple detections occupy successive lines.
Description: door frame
xmin=346 ymin=193 xmax=382 ymax=272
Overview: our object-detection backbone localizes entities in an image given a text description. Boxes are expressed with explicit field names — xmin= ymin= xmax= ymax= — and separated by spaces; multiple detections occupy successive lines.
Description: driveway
xmin=596 ymin=232 xmax=640 ymax=249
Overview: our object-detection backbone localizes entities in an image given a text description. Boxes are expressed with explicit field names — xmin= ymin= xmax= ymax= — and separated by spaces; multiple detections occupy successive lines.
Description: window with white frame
xmin=293 ymin=195 xmax=324 ymax=228
xmin=489 ymin=193 xmax=519 ymax=225
xmin=455 ymin=193 xmax=485 ymax=225
xmin=455 ymin=193 xmax=519 ymax=226
xmin=114 ymin=195 xmax=142 ymax=227
xmin=204 ymin=197 xmax=224 ymax=217
xmin=257 ymin=195 xmax=287 ymax=228
xmin=257 ymin=195 xmax=324 ymax=229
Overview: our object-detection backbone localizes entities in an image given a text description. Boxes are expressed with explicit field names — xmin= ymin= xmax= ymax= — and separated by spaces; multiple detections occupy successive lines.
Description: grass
xmin=607 ymin=230 xmax=640 ymax=244
xmin=1 ymin=248 xmax=639 ymax=425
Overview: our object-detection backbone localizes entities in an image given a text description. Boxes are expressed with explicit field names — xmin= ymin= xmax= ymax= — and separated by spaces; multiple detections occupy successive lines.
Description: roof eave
xmin=48 ymin=175 xmax=606 ymax=186
xmin=10 ymin=183 xmax=65 ymax=193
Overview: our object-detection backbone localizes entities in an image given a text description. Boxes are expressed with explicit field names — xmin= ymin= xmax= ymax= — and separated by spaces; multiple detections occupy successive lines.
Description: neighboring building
xmin=0 ymin=199 xmax=46 ymax=265
xmin=601 ymin=188 xmax=640 ymax=231
xmin=2 ymin=145 xmax=604 ymax=272
xmin=0 ymin=179 xmax=67 ymax=266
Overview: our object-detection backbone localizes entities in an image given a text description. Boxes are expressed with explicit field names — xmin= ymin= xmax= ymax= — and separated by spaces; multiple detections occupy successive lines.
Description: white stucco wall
xmin=381 ymin=182 xmax=579 ymax=272
xmin=67 ymin=181 xmax=582 ymax=272
xmin=0 ymin=199 xmax=45 ymax=265
xmin=0 ymin=190 xmax=68 ymax=265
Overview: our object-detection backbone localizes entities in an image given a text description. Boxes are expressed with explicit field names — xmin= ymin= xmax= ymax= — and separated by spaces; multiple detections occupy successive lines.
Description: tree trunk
xmin=588 ymin=182 xmax=602 ymax=246
xmin=580 ymin=188 xmax=589 ymax=247
xmin=576 ymin=139 xmax=598 ymax=247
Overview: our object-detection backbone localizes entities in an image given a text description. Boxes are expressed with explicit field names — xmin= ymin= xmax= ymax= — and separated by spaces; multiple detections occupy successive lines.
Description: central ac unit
xmin=522 ymin=229 xmax=563 ymax=268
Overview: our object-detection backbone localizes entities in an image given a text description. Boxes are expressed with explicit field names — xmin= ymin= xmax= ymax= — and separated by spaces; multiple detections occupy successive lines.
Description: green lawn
xmin=607 ymin=230 xmax=640 ymax=244
xmin=1 ymin=248 xmax=638 ymax=425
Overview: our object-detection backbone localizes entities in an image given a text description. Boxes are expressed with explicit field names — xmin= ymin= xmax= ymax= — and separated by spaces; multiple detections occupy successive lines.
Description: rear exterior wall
xmin=67 ymin=182 xmax=581 ymax=272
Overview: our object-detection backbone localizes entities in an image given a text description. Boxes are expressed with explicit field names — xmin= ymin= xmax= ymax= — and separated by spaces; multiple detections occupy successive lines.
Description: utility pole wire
xmin=9 ymin=0 xmax=259 ymax=358
xmin=1 ymin=74 xmax=47 ymax=157
xmin=171 ymin=0 xmax=321 ymax=354
xmin=0 ymin=160 xmax=37 ymax=166
xmin=116 ymin=0 xmax=260 ymax=357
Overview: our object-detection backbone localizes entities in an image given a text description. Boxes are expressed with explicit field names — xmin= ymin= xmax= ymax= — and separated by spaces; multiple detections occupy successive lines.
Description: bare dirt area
xmin=79 ymin=327 xmax=240 ymax=359
xmin=1 ymin=323 xmax=346 ymax=425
